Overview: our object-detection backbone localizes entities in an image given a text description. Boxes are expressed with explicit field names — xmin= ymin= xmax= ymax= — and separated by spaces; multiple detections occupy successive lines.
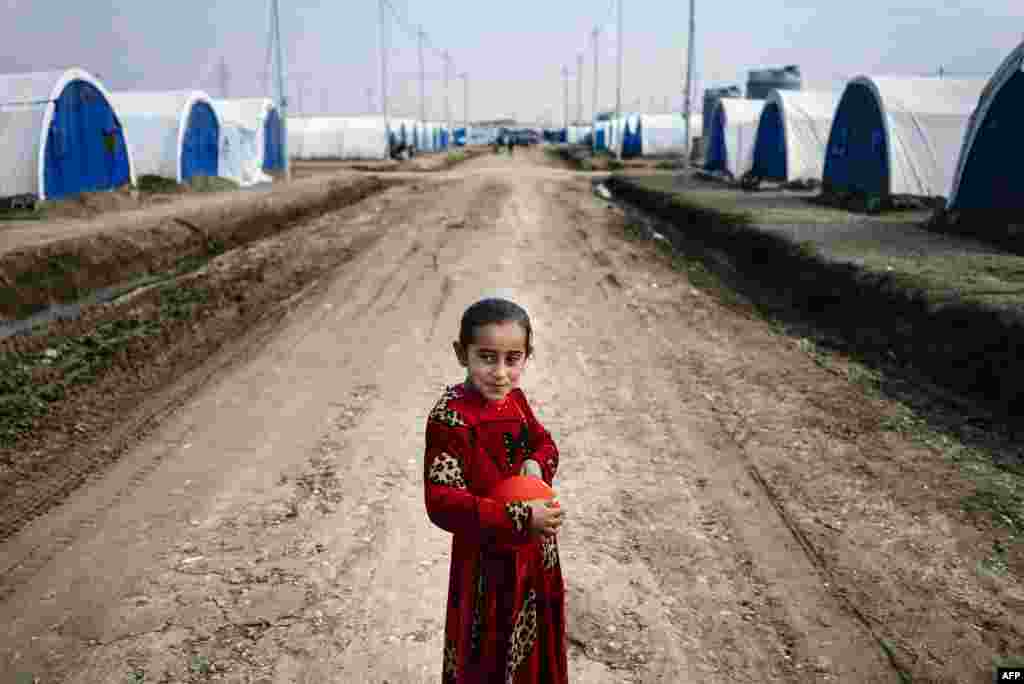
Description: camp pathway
xmin=0 ymin=149 xmax=1015 ymax=683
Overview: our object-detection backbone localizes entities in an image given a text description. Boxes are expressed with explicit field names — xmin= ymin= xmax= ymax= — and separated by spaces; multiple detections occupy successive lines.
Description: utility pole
xmin=458 ymin=73 xmax=469 ymax=138
xmin=271 ymin=0 xmax=290 ymax=181
xmin=592 ymin=27 xmax=600 ymax=152
xmin=683 ymin=0 xmax=696 ymax=163
xmin=562 ymin=65 xmax=570 ymax=136
xmin=444 ymin=51 xmax=452 ymax=149
xmin=577 ymin=52 xmax=584 ymax=126
xmin=418 ymin=28 xmax=427 ymax=128
xmin=615 ymin=0 xmax=624 ymax=160
xmin=379 ymin=0 xmax=390 ymax=133
xmin=217 ymin=57 xmax=230 ymax=98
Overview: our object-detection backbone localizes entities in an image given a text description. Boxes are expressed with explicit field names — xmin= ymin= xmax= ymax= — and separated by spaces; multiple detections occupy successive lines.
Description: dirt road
xmin=0 ymin=149 xmax=1019 ymax=683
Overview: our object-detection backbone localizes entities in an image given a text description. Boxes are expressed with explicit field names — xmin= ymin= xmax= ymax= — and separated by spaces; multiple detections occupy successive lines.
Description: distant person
xmin=423 ymin=297 xmax=568 ymax=684
xmin=508 ymin=133 xmax=515 ymax=155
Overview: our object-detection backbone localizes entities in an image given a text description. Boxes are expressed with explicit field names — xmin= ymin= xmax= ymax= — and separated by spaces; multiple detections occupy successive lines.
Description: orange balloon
xmin=489 ymin=475 xmax=558 ymax=504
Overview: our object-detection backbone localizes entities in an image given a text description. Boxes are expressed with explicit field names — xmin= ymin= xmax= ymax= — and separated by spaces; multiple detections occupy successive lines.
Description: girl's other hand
xmin=520 ymin=459 xmax=543 ymax=479
xmin=527 ymin=499 xmax=564 ymax=537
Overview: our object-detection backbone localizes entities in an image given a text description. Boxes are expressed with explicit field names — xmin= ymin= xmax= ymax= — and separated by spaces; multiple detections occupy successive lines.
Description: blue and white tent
xmin=0 ymin=68 xmax=135 ymax=200
xmin=705 ymin=99 xmax=765 ymax=178
xmin=823 ymin=76 xmax=984 ymax=198
xmin=111 ymin=90 xmax=220 ymax=183
xmin=751 ymin=90 xmax=841 ymax=182
xmin=212 ymin=98 xmax=284 ymax=178
xmin=949 ymin=41 xmax=1024 ymax=210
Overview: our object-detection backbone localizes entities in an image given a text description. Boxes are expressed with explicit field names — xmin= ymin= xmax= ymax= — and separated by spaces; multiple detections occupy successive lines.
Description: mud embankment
xmin=605 ymin=176 xmax=1024 ymax=421
xmin=0 ymin=175 xmax=390 ymax=322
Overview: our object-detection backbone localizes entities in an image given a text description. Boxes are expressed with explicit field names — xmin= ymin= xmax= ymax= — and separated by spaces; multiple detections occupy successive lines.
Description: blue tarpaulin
xmin=44 ymin=79 xmax=131 ymax=200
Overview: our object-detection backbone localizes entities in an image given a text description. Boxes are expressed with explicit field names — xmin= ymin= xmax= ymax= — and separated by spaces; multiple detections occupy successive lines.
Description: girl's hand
xmin=520 ymin=459 xmax=543 ymax=479
xmin=527 ymin=499 xmax=564 ymax=537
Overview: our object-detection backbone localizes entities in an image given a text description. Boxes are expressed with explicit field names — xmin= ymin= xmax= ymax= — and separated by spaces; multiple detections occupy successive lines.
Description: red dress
xmin=424 ymin=381 xmax=568 ymax=684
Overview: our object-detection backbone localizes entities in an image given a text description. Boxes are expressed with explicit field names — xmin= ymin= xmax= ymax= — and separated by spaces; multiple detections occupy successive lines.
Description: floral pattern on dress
xmin=430 ymin=386 xmax=467 ymax=428
xmin=505 ymin=590 xmax=538 ymax=684
xmin=505 ymin=501 xmax=531 ymax=534
xmin=428 ymin=451 xmax=468 ymax=489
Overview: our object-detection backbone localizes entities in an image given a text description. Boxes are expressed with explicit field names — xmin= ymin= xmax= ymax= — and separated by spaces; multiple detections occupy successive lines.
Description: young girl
xmin=424 ymin=298 xmax=568 ymax=684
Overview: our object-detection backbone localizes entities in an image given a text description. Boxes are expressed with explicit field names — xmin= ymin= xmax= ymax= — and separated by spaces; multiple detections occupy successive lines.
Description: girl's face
xmin=454 ymin=320 xmax=529 ymax=403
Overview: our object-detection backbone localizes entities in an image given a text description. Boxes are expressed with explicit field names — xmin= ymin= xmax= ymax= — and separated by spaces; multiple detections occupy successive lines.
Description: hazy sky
xmin=3 ymin=0 xmax=1022 ymax=123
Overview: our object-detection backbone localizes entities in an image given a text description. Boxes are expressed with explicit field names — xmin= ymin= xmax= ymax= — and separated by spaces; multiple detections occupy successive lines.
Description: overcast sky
xmin=3 ymin=0 xmax=1022 ymax=124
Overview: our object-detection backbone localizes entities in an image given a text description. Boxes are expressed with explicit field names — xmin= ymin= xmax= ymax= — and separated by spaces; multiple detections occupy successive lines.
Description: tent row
xmin=704 ymin=40 xmax=1024 ymax=209
xmin=587 ymin=114 xmax=703 ymax=157
xmin=287 ymin=117 xmax=461 ymax=160
xmin=0 ymin=67 xmax=286 ymax=201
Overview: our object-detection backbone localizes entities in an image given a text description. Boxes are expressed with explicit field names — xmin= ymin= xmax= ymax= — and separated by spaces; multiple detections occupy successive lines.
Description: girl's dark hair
xmin=459 ymin=298 xmax=534 ymax=358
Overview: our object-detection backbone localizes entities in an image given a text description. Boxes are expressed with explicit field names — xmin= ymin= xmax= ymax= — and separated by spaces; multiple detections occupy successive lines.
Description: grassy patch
xmin=189 ymin=654 xmax=213 ymax=676
xmin=188 ymin=175 xmax=240 ymax=193
xmin=0 ymin=282 xmax=209 ymax=447
xmin=446 ymin=150 xmax=468 ymax=165
xmin=136 ymin=175 xmax=184 ymax=194
xmin=995 ymin=654 xmax=1024 ymax=670
xmin=0 ymin=208 xmax=45 ymax=221
xmin=0 ymin=253 xmax=88 ymax=318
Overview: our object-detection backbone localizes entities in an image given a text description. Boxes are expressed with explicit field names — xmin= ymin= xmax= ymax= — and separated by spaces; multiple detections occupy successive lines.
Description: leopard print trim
xmin=541 ymin=536 xmax=559 ymax=571
xmin=505 ymin=501 xmax=531 ymax=535
xmin=443 ymin=639 xmax=457 ymax=683
xmin=470 ymin=553 xmax=486 ymax=660
xmin=503 ymin=423 xmax=531 ymax=467
xmin=428 ymin=452 xmax=467 ymax=489
xmin=429 ymin=386 xmax=467 ymax=428
xmin=505 ymin=589 xmax=538 ymax=684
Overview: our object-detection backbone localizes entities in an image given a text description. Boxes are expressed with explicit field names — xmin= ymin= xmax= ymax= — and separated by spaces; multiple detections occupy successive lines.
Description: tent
xmin=705 ymin=99 xmax=765 ymax=178
xmin=0 ymin=68 xmax=134 ymax=200
xmin=622 ymin=114 xmax=644 ymax=158
xmin=631 ymin=113 xmax=691 ymax=157
xmin=111 ymin=90 xmax=220 ymax=183
xmin=567 ymin=125 xmax=592 ymax=145
xmin=751 ymin=90 xmax=841 ymax=182
xmin=288 ymin=117 xmax=388 ymax=160
xmin=594 ymin=121 xmax=609 ymax=151
xmin=949 ymin=42 xmax=1024 ymax=210
xmin=212 ymin=97 xmax=284 ymax=176
xmin=822 ymin=76 xmax=984 ymax=198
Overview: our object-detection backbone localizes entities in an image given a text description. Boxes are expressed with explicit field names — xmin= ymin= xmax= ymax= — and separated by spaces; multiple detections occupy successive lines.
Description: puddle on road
xmin=0 ymin=273 xmax=168 ymax=341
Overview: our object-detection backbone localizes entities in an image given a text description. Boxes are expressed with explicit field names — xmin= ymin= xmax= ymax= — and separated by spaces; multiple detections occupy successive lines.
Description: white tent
xmin=289 ymin=116 xmax=389 ymax=160
xmin=289 ymin=117 xmax=344 ymax=159
xmin=342 ymin=117 xmax=389 ymax=159
xmin=635 ymin=113 xmax=702 ymax=156
xmin=567 ymin=125 xmax=592 ymax=145
xmin=949 ymin=41 xmax=1024 ymax=210
xmin=705 ymin=98 xmax=765 ymax=178
xmin=0 ymin=67 xmax=136 ymax=200
xmin=751 ymin=90 xmax=841 ymax=182
xmin=212 ymin=98 xmax=280 ymax=186
xmin=110 ymin=90 xmax=221 ymax=183
xmin=823 ymin=76 xmax=985 ymax=198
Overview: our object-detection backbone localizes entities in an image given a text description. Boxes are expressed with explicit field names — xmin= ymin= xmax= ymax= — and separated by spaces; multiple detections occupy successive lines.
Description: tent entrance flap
xmin=182 ymin=101 xmax=220 ymax=181
xmin=705 ymin=106 xmax=728 ymax=172
xmin=954 ymin=69 xmax=1024 ymax=210
xmin=823 ymin=83 xmax=889 ymax=197
xmin=263 ymin=108 xmax=284 ymax=172
xmin=752 ymin=102 xmax=787 ymax=180
xmin=44 ymin=79 xmax=130 ymax=200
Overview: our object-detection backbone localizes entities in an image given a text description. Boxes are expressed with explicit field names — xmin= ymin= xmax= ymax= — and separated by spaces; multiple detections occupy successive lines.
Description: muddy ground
xmin=0 ymin=148 xmax=1021 ymax=683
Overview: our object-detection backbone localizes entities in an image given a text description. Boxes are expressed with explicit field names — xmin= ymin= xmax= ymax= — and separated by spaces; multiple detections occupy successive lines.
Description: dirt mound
xmin=0 ymin=176 xmax=389 ymax=321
